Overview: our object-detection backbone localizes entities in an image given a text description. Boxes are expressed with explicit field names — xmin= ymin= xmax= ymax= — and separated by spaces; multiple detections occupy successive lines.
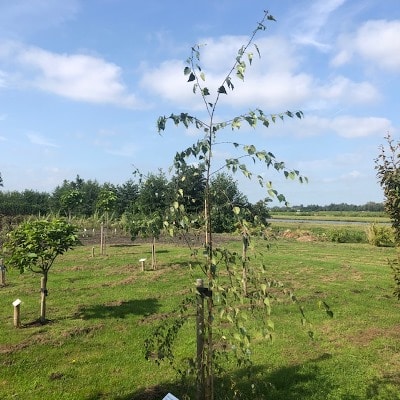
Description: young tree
xmin=146 ymin=11 xmax=316 ymax=400
xmin=375 ymin=133 xmax=400 ymax=299
xmin=128 ymin=171 xmax=172 ymax=269
xmin=209 ymin=172 xmax=249 ymax=233
xmin=3 ymin=219 xmax=79 ymax=323
xmin=60 ymin=189 xmax=83 ymax=220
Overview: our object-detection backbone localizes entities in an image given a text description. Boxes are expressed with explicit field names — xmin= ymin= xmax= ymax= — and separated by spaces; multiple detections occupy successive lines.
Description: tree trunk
xmin=40 ymin=274 xmax=48 ymax=323
xmin=196 ymin=279 xmax=205 ymax=400
xmin=242 ymin=233 xmax=249 ymax=296
xmin=203 ymin=188 xmax=214 ymax=400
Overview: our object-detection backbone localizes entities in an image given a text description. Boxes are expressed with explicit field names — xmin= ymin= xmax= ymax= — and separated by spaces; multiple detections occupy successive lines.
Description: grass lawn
xmin=0 ymin=233 xmax=399 ymax=399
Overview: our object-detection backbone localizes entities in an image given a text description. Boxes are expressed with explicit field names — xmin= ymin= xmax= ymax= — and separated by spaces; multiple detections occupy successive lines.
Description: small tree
xmin=375 ymin=133 xmax=400 ymax=299
xmin=3 ymin=219 xmax=79 ymax=323
xmin=128 ymin=171 xmax=172 ymax=269
xmin=60 ymin=189 xmax=83 ymax=220
xmin=145 ymin=11 xmax=320 ymax=400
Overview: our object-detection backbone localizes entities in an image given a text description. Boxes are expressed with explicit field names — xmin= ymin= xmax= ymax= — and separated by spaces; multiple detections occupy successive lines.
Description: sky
xmin=0 ymin=0 xmax=399 ymax=206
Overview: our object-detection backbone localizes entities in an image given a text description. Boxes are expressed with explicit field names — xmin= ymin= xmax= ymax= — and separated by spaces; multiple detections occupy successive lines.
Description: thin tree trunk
xmin=40 ymin=274 xmax=48 ymax=323
xmin=242 ymin=233 xmax=249 ymax=296
xmin=196 ymin=279 xmax=205 ymax=400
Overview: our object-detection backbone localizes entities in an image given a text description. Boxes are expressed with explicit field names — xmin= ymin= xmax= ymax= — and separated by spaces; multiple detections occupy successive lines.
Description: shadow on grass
xmin=77 ymin=298 xmax=160 ymax=320
xmin=111 ymin=354 xmax=363 ymax=400
xmin=366 ymin=373 xmax=400 ymax=399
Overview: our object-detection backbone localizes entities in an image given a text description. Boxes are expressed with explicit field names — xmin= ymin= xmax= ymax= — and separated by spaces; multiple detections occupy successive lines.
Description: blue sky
xmin=0 ymin=0 xmax=399 ymax=206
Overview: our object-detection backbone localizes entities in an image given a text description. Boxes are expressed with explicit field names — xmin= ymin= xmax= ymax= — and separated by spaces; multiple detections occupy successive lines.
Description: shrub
xmin=326 ymin=227 xmax=366 ymax=244
xmin=366 ymin=223 xmax=395 ymax=247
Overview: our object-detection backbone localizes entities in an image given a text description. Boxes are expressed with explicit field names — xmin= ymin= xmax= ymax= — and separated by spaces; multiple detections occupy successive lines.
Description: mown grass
xmin=1 ymin=230 xmax=399 ymax=399
xmin=271 ymin=210 xmax=390 ymax=223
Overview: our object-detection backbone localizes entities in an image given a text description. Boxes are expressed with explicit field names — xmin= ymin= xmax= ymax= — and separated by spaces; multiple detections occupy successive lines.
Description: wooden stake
xmin=0 ymin=258 xmax=5 ymax=286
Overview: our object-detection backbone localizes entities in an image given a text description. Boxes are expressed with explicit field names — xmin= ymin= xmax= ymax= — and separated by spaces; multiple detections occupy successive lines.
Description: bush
xmin=326 ymin=227 xmax=366 ymax=244
xmin=366 ymin=223 xmax=395 ymax=247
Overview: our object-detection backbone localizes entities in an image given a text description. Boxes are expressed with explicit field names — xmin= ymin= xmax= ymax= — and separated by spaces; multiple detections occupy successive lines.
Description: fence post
xmin=0 ymin=258 xmax=5 ymax=286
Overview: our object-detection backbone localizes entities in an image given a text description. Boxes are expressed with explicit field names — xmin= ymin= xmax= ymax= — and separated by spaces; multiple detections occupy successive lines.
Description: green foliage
xmin=326 ymin=227 xmax=366 ymax=244
xmin=3 ymin=218 xmax=79 ymax=275
xmin=366 ymin=223 xmax=395 ymax=247
xmin=60 ymin=189 xmax=83 ymax=220
xmin=209 ymin=173 xmax=248 ymax=233
xmin=376 ymin=134 xmax=400 ymax=298
xmin=376 ymin=134 xmax=400 ymax=242
xmin=127 ymin=171 xmax=171 ymax=240
xmin=390 ymin=258 xmax=400 ymax=300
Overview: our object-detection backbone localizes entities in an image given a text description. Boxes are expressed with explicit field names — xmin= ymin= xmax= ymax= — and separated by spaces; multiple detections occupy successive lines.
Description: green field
xmin=1 ymin=227 xmax=399 ymax=399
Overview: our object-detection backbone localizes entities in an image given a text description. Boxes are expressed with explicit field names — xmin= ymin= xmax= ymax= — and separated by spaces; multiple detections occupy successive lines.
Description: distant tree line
xmin=0 ymin=171 xmax=271 ymax=234
xmin=270 ymin=202 xmax=384 ymax=213
xmin=0 ymin=171 xmax=384 ymax=234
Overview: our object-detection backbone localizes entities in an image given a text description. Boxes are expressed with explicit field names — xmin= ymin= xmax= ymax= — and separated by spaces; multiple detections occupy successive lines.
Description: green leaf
xmin=231 ymin=118 xmax=241 ymax=130
xmin=183 ymin=66 xmax=191 ymax=76
xmin=200 ymin=72 xmax=205 ymax=81
xmin=187 ymin=73 xmax=195 ymax=82
xmin=202 ymin=87 xmax=210 ymax=96
xmin=218 ymin=86 xmax=227 ymax=94
xmin=247 ymin=52 xmax=253 ymax=65
xmin=233 ymin=206 xmax=241 ymax=215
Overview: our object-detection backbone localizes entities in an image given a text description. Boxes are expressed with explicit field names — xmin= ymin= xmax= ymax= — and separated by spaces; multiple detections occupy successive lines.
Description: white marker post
xmin=12 ymin=299 xmax=22 ymax=328
xmin=139 ymin=258 xmax=146 ymax=272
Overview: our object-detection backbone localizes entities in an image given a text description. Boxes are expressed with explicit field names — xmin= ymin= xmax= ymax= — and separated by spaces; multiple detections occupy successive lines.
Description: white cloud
xmin=333 ymin=19 xmax=400 ymax=71
xmin=291 ymin=0 xmax=347 ymax=51
xmin=17 ymin=46 xmax=139 ymax=108
xmin=26 ymin=132 xmax=58 ymax=147
xmin=317 ymin=76 xmax=380 ymax=105
xmin=142 ymin=34 xmax=381 ymax=114
xmin=286 ymin=115 xmax=393 ymax=139
xmin=330 ymin=116 xmax=393 ymax=138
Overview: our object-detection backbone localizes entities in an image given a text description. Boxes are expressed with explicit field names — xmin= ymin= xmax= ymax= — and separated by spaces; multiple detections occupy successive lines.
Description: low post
xmin=92 ymin=247 xmax=95 ymax=257
xmin=139 ymin=258 xmax=146 ymax=271
xmin=13 ymin=299 xmax=22 ymax=328
xmin=0 ymin=258 xmax=5 ymax=286
xmin=100 ymin=222 xmax=105 ymax=255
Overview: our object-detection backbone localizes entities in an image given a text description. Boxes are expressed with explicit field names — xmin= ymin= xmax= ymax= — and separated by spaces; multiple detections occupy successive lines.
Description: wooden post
xmin=151 ymin=237 xmax=156 ymax=270
xmin=92 ymin=246 xmax=95 ymax=257
xmin=100 ymin=222 xmax=105 ymax=255
xmin=13 ymin=299 xmax=21 ymax=328
xmin=139 ymin=258 xmax=146 ymax=271
xmin=40 ymin=276 xmax=47 ymax=324
xmin=0 ymin=258 xmax=5 ymax=286
xmin=196 ymin=279 xmax=205 ymax=400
